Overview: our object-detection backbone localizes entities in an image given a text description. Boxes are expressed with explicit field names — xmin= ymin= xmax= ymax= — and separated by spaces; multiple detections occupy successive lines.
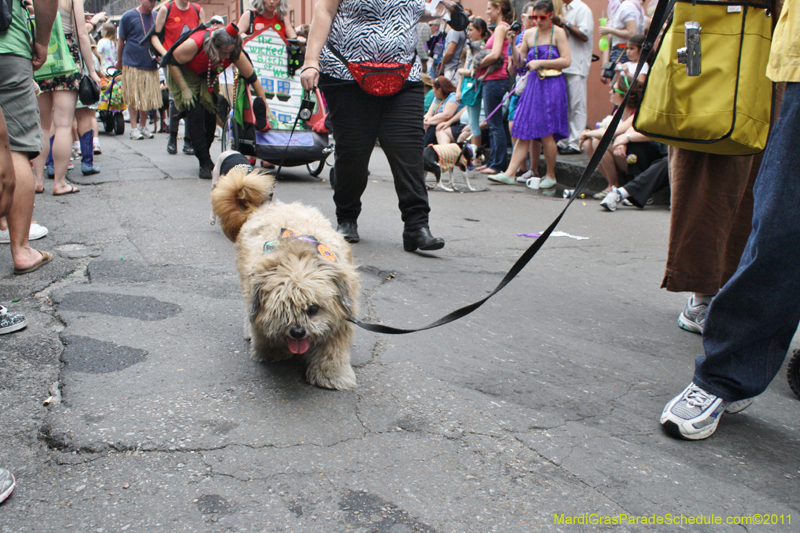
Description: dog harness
xmin=263 ymin=228 xmax=337 ymax=262
xmin=432 ymin=144 xmax=469 ymax=173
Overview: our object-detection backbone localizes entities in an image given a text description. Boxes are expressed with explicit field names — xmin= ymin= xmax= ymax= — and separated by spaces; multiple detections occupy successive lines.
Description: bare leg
xmin=541 ymin=135 xmax=557 ymax=179
xmin=435 ymin=127 xmax=455 ymax=145
xmin=51 ymin=91 xmax=80 ymax=195
xmin=31 ymin=92 xmax=53 ymax=193
xmin=529 ymin=140 xmax=541 ymax=175
xmin=7 ymin=152 xmax=46 ymax=271
xmin=503 ymin=138 xmax=532 ymax=177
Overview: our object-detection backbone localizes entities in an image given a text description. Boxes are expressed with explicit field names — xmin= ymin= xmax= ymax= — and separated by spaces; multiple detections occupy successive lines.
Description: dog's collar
xmin=263 ymin=228 xmax=337 ymax=262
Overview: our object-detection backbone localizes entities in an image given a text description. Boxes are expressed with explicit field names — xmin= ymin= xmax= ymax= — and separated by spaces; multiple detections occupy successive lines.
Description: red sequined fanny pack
xmin=327 ymin=42 xmax=415 ymax=97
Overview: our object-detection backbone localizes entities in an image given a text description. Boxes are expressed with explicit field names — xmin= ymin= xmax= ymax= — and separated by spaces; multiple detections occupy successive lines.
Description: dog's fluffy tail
xmin=211 ymin=168 xmax=275 ymax=242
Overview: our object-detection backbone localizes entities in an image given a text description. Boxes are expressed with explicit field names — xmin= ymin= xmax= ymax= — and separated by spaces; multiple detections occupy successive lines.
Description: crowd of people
xmin=416 ymin=0 xmax=667 ymax=203
xmin=1 ymin=0 xmax=798 ymax=505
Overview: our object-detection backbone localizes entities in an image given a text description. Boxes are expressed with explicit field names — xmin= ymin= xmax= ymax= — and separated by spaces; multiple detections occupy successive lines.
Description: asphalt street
xmin=1 ymin=129 xmax=798 ymax=532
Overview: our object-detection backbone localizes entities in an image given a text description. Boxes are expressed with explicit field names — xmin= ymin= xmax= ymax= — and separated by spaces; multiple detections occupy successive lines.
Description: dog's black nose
xmin=289 ymin=326 xmax=306 ymax=339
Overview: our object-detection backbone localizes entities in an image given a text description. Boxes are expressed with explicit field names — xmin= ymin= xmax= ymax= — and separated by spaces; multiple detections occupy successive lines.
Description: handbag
xmin=327 ymin=42 xmax=414 ymax=97
xmin=536 ymin=68 xmax=562 ymax=79
xmin=633 ymin=0 xmax=773 ymax=155
xmin=33 ymin=12 xmax=79 ymax=81
xmin=79 ymin=74 xmax=100 ymax=105
xmin=514 ymin=71 xmax=528 ymax=95
xmin=460 ymin=76 xmax=482 ymax=106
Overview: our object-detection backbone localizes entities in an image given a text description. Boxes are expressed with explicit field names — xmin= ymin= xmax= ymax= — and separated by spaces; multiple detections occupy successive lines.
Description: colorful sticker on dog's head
xmin=316 ymin=244 xmax=336 ymax=262
xmin=263 ymin=228 xmax=337 ymax=262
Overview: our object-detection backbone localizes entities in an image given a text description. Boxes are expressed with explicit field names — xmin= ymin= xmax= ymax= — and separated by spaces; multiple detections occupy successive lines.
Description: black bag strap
xmin=350 ymin=0 xmax=676 ymax=335
xmin=326 ymin=40 xmax=417 ymax=69
xmin=248 ymin=9 xmax=257 ymax=35
xmin=159 ymin=23 xmax=207 ymax=68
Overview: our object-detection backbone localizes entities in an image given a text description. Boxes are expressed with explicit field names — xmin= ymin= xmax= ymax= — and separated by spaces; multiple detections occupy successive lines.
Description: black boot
xmin=167 ymin=132 xmax=177 ymax=154
xmin=402 ymin=227 xmax=444 ymax=252
xmin=199 ymin=159 xmax=214 ymax=179
xmin=337 ymin=221 xmax=359 ymax=243
xmin=183 ymin=137 xmax=195 ymax=155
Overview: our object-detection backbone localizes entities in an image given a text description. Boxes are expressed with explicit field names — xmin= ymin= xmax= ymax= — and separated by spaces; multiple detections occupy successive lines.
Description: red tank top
xmin=163 ymin=2 xmax=201 ymax=49
xmin=247 ymin=11 xmax=288 ymax=40
xmin=184 ymin=30 xmax=232 ymax=76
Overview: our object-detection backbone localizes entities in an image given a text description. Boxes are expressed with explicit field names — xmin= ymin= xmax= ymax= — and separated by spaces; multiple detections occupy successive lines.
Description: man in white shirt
xmin=554 ymin=0 xmax=594 ymax=155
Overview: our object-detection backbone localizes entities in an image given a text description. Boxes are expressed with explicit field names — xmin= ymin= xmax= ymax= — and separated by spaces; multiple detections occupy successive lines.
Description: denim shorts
xmin=0 ymin=55 xmax=42 ymax=156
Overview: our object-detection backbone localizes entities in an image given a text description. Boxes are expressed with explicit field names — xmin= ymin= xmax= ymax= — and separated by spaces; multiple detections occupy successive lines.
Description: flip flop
xmin=14 ymin=249 xmax=53 ymax=275
xmin=53 ymin=186 xmax=79 ymax=196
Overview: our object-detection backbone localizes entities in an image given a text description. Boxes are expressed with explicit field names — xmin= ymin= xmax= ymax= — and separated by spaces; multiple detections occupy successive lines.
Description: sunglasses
xmin=526 ymin=13 xmax=552 ymax=21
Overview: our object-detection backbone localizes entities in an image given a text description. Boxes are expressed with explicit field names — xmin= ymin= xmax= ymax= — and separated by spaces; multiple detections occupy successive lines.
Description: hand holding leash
xmin=300 ymin=65 xmax=320 ymax=91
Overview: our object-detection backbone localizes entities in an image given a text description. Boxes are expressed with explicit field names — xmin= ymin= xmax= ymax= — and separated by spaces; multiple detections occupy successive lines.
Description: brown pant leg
xmin=662 ymin=149 xmax=755 ymax=294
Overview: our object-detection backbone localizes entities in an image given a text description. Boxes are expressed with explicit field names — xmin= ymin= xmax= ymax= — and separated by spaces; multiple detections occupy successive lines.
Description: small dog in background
xmin=211 ymin=152 xmax=360 ymax=390
xmin=472 ymin=48 xmax=504 ymax=80
xmin=423 ymin=142 xmax=477 ymax=192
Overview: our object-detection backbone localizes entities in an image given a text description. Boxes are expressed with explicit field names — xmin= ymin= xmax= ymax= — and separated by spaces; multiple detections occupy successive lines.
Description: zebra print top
xmin=320 ymin=0 xmax=424 ymax=82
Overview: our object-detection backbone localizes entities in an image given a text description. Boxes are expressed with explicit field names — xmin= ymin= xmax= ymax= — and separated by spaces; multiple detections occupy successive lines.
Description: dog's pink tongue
xmin=288 ymin=337 xmax=310 ymax=354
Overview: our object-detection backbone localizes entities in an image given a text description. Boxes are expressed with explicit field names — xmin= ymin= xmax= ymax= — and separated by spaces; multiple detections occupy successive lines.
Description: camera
xmin=509 ymin=20 xmax=522 ymax=33
xmin=677 ymin=21 xmax=702 ymax=76
xmin=298 ymin=95 xmax=315 ymax=121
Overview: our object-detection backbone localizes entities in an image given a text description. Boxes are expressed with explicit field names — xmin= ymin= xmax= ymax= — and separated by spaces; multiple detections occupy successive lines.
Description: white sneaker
xmin=600 ymin=187 xmax=622 ymax=211
xmin=93 ymin=138 xmax=101 ymax=154
xmin=0 ymin=223 xmax=48 ymax=244
xmin=140 ymin=126 xmax=154 ymax=139
xmin=130 ymin=127 xmax=144 ymax=140
xmin=661 ymin=383 xmax=753 ymax=440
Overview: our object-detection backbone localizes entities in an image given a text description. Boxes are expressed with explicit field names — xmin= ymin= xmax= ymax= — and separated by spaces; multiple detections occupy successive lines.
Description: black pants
xmin=169 ymin=100 xmax=186 ymax=135
xmin=623 ymin=156 xmax=669 ymax=208
xmin=184 ymin=102 xmax=217 ymax=167
xmin=322 ymin=79 xmax=431 ymax=230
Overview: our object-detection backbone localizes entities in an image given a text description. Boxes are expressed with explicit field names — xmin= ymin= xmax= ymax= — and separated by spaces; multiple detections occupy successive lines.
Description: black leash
xmin=349 ymin=0 xmax=674 ymax=335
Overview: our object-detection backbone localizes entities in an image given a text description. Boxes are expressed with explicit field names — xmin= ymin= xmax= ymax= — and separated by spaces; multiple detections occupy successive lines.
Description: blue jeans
xmin=482 ymin=78 xmax=508 ymax=172
xmin=695 ymin=82 xmax=800 ymax=401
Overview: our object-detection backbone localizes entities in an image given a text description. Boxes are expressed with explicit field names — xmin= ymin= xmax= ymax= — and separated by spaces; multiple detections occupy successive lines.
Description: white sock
xmin=618 ymin=187 xmax=630 ymax=199
xmin=692 ymin=295 xmax=713 ymax=307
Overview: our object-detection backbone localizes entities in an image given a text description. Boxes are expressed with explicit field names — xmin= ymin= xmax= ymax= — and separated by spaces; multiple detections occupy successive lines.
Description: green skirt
xmin=168 ymin=67 xmax=218 ymax=114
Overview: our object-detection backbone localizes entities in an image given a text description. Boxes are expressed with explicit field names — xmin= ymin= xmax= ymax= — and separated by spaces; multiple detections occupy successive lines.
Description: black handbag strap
xmin=326 ymin=40 xmax=417 ymax=69
xmin=350 ymin=0 xmax=676 ymax=335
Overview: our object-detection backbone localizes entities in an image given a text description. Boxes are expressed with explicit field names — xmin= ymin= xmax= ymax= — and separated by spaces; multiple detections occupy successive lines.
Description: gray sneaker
xmin=678 ymin=295 xmax=709 ymax=334
xmin=0 ymin=468 xmax=15 ymax=503
xmin=0 ymin=305 xmax=27 ymax=335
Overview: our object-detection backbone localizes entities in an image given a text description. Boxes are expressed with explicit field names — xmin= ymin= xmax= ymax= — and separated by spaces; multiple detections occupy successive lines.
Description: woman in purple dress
xmin=489 ymin=0 xmax=570 ymax=189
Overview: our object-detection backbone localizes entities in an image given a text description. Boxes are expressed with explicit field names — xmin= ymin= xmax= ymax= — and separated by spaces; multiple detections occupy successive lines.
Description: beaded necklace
xmin=205 ymin=32 xmax=227 ymax=93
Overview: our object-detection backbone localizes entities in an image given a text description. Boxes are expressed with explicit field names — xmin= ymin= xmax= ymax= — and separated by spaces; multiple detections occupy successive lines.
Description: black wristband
xmin=243 ymin=71 xmax=258 ymax=84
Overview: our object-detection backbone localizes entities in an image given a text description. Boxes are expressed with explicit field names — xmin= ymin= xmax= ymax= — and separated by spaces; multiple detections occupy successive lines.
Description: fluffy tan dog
xmin=211 ymin=165 xmax=360 ymax=390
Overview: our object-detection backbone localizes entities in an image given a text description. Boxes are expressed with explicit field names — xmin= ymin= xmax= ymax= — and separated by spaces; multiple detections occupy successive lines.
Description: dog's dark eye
xmin=307 ymin=304 xmax=320 ymax=316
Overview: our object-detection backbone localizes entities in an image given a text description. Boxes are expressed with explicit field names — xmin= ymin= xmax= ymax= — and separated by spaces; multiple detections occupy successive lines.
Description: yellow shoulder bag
xmin=633 ymin=0 xmax=774 ymax=155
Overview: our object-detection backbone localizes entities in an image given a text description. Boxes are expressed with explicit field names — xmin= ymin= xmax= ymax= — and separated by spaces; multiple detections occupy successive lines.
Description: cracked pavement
xmin=1 ymin=133 xmax=798 ymax=532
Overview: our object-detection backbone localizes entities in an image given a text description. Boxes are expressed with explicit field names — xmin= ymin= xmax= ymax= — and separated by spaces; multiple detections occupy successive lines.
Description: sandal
xmin=14 ymin=249 xmax=53 ymax=275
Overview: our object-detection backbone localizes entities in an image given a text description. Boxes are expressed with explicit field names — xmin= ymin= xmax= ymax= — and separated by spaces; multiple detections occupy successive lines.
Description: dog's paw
xmin=306 ymin=363 xmax=357 ymax=390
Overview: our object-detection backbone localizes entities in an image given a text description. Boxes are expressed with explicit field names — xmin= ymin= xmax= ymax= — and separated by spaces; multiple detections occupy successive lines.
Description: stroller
xmin=97 ymin=67 xmax=126 ymax=135
xmin=225 ymin=80 xmax=332 ymax=178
